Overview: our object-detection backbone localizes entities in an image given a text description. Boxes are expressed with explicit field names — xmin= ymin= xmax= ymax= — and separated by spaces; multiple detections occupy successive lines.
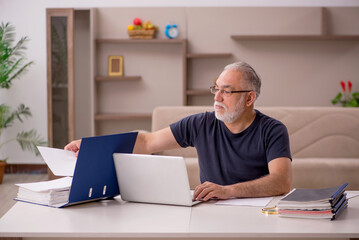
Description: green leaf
xmin=0 ymin=104 xmax=15 ymax=129
xmin=346 ymin=98 xmax=359 ymax=107
xmin=0 ymin=104 xmax=34 ymax=130
xmin=11 ymin=36 xmax=29 ymax=57
xmin=331 ymin=99 xmax=339 ymax=104
xmin=7 ymin=61 xmax=33 ymax=83
xmin=16 ymin=129 xmax=48 ymax=156
xmin=331 ymin=93 xmax=342 ymax=105
xmin=14 ymin=103 xmax=32 ymax=122
xmin=352 ymin=92 xmax=359 ymax=99
xmin=0 ymin=22 xmax=33 ymax=90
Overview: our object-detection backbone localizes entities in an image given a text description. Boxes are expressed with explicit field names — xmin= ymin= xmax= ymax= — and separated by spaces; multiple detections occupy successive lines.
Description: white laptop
xmin=113 ymin=153 xmax=202 ymax=207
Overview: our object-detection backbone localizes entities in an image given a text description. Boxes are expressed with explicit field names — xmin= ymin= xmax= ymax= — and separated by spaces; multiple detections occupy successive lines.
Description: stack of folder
xmin=277 ymin=183 xmax=348 ymax=220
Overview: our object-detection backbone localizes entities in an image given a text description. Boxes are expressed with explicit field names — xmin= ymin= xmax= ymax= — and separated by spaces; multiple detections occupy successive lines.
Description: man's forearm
xmin=133 ymin=132 xmax=158 ymax=154
xmin=133 ymin=128 xmax=180 ymax=155
xmin=227 ymin=173 xmax=291 ymax=198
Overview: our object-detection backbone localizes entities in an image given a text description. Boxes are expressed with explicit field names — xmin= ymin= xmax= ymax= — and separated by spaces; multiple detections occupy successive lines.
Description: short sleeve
xmin=170 ymin=113 xmax=205 ymax=148
xmin=265 ymin=122 xmax=292 ymax=162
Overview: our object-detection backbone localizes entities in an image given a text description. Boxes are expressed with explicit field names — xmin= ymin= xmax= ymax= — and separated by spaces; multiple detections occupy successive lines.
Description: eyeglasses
xmin=210 ymin=86 xmax=253 ymax=97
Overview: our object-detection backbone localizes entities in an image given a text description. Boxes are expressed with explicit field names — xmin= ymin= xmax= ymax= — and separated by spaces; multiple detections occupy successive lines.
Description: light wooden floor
xmin=0 ymin=173 xmax=48 ymax=218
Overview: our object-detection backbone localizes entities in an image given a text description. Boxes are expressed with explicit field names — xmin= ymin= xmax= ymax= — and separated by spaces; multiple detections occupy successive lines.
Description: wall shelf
xmin=187 ymin=53 xmax=232 ymax=59
xmin=231 ymin=8 xmax=359 ymax=41
xmin=95 ymin=76 xmax=141 ymax=82
xmin=230 ymin=35 xmax=359 ymax=40
xmin=95 ymin=113 xmax=152 ymax=121
xmin=96 ymin=38 xmax=186 ymax=44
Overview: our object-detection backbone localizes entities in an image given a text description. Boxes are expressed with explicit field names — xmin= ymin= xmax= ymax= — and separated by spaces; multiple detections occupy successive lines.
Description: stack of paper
xmin=15 ymin=177 xmax=72 ymax=207
xmin=278 ymin=183 xmax=348 ymax=220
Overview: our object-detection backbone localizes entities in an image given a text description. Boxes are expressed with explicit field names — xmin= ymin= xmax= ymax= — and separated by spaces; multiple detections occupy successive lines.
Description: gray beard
xmin=215 ymin=110 xmax=240 ymax=124
xmin=214 ymin=101 xmax=244 ymax=124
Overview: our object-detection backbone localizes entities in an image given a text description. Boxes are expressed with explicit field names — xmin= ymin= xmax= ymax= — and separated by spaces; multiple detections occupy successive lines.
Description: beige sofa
xmin=152 ymin=106 xmax=359 ymax=190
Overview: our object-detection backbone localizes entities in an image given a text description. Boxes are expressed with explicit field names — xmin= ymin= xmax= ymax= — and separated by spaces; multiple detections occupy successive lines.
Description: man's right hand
xmin=64 ymin=140 xmax=81 ymax=156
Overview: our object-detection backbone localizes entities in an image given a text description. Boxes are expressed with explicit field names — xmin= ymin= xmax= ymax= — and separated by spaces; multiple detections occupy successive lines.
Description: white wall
xmin=1 ymin=0 xmax=359 ymax=164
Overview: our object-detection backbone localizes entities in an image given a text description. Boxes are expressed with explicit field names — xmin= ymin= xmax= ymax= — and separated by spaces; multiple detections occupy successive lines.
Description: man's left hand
xmin=193 ymin=181 xmax=231 ymax=201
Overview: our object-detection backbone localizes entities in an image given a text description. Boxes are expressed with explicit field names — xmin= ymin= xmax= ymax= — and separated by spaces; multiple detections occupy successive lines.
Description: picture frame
xmin=108 ymin=56 xmax=123 ymax=76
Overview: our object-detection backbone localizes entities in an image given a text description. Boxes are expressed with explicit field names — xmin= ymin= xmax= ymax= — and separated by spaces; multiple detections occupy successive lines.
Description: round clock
xmin=165 ymin=24 xmax=179 ymax=39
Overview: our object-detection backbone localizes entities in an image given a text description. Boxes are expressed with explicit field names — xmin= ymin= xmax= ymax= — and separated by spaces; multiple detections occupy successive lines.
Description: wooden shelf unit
xmin=95 ymin=76 xmax=141 ymax=82
xmin=94 ymin=37 xmax=187 ymax=134
xmin=96 ymin=38 xmax=186 ymax=44
xmin=230 ymin=35 xmax=359 ymax=40
xmin=70 ymin=6 xmax=359 ymax=136
xmin=94 ymin=75 xmax=144 ymax=124
xmin=187 ymin=53 xmax=232 ymax=59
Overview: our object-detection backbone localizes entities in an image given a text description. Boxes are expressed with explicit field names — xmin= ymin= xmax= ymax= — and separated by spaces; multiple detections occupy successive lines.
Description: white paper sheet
xmin=216 ymin=196 xmax=273 ymax=207
xmin=347 ymin=192 xmax=359 ymax=199
xmin=16 ymin=177 xmax=73 ymax=192
xmin=37 ymin=146 xmax=76 ymax=176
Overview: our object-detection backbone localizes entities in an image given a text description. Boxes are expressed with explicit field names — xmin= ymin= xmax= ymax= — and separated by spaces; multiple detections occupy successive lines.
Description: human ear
xmin=246 ymin=92 xmax=256 ymax=106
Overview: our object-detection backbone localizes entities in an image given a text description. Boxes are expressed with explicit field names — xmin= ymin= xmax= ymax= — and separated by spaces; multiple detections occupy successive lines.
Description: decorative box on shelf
xmin=128 ymin=29 xmax=156 ymax=39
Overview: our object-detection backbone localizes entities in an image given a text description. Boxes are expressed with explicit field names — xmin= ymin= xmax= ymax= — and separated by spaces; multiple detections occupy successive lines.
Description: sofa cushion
xmin=292 ymin=158 xmax=359 ymax=190
xmin=257 ymin=107 xmax=359 ymax=158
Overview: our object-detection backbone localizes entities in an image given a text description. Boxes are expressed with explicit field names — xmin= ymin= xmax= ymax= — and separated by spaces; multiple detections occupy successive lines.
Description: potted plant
xmin=0 ymin=22 xmax=47 ymax=183
xmin=332 ymin=81 xmax=359 ymax=107
xmin=0 ymin=104 xmax=47 ymax=183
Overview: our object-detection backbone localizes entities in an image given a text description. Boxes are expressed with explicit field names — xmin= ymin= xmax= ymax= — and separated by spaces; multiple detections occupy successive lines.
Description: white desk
xmin=1 ymin=192 xmax=359 ymax=240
